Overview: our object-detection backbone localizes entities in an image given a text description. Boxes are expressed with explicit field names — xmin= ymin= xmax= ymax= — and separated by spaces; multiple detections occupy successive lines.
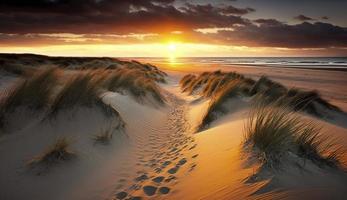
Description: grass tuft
xmin=101 ymin=68 xmax=165 ymax=104
xmin=48 ymin=71 xmax=100 ymax=116
xmin=0 ymin=68 xmax=58 ymax=128
xmin=0 ymin=68 xmax=58 ymax=111
xmin=181 ymin=71 xmax=342 ymax=131
xmin=244 ymin=103 xmax=345 ymax=169
xmin=27 ymin=137 xmax=74 ymax=167
xmin=92 ymin=129 xmax=113 ymax=144
xmin=198 ymin=78 xmax=251 ymax=130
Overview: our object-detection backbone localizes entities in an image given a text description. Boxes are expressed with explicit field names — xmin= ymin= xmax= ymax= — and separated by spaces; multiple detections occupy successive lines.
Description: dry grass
xmin=27 ymin=137 xmax=74 ymax=167
xmin=48 ymin=71 xmax=100 ymax=116
xmin=198 ymin=78 xmax=251 ymax=130
xmin=282 ymin=89 xmax=340 ymax=115
xmin=180 ymin=71 xmax=249 ymax=97
xmin=92 ymin=128 xmax=113 ymax=144
xmin=180 ymin=74 xmax=196 ymax=92
xmin=0 ymin=68 xmax=59 ymax=128
xmin=101 ymin=68 xmax=165 ymax=104
xmin=0 ymin=63 xmax=28 ymax=75
xmin=244 ymin=103 xmax=345 ymax=169
xmin=0 ymin=68 xmax=58 ymax=111
xmin=181 ymin=71 xmax=341 ymax=131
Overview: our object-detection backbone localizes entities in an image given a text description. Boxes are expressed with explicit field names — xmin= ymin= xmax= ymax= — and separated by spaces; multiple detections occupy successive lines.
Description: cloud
xmin=253 ymin=18 xmax=282 ymax=26
xmin=294 ymin=14 xmax=314 ymax=21
xmin=0 ymin=0 xmax=251 ymax=34
xmin=205 ymin=21 xmax=347 ymax=48
xmin=0 ymin=1 xmax=346 ymax=50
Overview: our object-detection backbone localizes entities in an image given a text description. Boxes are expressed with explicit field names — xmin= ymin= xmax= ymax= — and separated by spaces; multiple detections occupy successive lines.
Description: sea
xmin=133 ymin=57 xmax=347 ymax=70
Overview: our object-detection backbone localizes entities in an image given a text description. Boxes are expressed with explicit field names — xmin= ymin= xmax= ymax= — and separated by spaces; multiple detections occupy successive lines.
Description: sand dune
xmin=0 ymin=54 xmax=347 ymax=200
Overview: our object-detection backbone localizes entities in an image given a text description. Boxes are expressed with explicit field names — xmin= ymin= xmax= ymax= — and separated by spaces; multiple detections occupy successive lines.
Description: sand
xmin=1 ymin=58 xmax=347 ymax=200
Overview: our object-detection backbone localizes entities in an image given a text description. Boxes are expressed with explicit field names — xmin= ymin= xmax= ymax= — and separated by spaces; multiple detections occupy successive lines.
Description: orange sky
xmin=0 ymin=0 xmax=346 ymax=57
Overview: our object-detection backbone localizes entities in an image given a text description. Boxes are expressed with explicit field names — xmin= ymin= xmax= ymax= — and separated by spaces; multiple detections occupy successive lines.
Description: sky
xmin=0 ymin=0 xmax=347 ymax=57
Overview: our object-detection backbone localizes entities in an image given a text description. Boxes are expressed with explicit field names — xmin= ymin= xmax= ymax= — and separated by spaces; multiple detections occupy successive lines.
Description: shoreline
xmin=227 ymin=63 xmax=347 ymax=72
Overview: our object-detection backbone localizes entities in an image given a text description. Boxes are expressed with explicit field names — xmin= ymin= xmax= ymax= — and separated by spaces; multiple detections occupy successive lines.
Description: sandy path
xmin=109 ymin=91 xmax=199 ymax=200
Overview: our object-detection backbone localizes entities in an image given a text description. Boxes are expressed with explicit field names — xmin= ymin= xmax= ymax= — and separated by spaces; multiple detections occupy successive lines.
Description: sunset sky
xmin=0 ymin=0 xmax=347 ymax=57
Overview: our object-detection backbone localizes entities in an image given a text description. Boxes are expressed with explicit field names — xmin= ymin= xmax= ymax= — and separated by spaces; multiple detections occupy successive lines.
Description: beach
xmin=0 ymin=54 xmax=347 ymax=200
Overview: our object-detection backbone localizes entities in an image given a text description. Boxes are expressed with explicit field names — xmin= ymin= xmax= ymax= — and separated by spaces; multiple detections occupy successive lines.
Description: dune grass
xmin=48 ymin=72 xmax=101 ymax=116
xmin=181 ymin=71 xmax=342 ymax=131
xmin=0 ymin=68 xmax=58 ymax=111
xmin=201 ymin=75 xmax=224 ymax=97
xmin=180 ymin=74 xmax=196 ymax=92
xmin=0 ymin=68 xmax=59 ymax=128
xmin=283 ymin=89 xmax=340 ymax=115
xmin=27 ymin=137 xmax=74 ymax=168
xmin=0 ymin=63 xmax=27 ymax=75
xmin=198 ymin=78 xmax=251 ymax=130
xmin=244 ymin=103 xmax=345 ymax=169
xmin=101 ymin=68 xmax=165 ymax=104
xmin=92 ymin=129 xmax=113 ymax=144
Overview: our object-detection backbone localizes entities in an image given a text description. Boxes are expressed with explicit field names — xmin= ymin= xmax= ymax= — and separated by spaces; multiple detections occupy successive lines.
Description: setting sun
xmin=167 ymin=42 xmax=178 ymax=64
xmin=168 ymin=43 xmax=177 ymax=52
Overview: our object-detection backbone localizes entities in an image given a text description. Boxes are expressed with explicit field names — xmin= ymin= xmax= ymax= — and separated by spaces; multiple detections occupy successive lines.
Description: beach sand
xmin=0 ymin=55 xmax=347 ymax=200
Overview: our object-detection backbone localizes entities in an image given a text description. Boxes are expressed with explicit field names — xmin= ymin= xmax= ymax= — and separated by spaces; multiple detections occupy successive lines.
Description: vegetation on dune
xmin=0 ymin=68 xmax=59 ymax=128
xmin=0 ymin=62 xmax=28 ymax=75
xmin=251 ymin=77 xmax=340 ymax=116
xmin=92 ymin=128 xmax=114 ymax=145
xmin=0 ymin=56 xmax=166 ymax=132
xmin=198 ymin=78 xmax=251 ymax=130
xmin=0 ymin=54 xmax=168 ymax=82
xmin=181 ymin=71 xmax=342 ymax=131
xmin=282 ymin=89 xmax=341 ymax=115
xmin=48 ymin=72 xmax=101 ymax=116
xmin=180 ymin=74 xmax=196 ymax=92
xmin=27 ymin=137 xmax=75 ymax=168
xmin=244 ymin=103 xmax=345 ymax=169
xmin=47 ymin=70 xmax=127 ymax=119
xmin=185 ymin=72 xmax=212 ymax=94
xmin=101 ymin=68 xmax=166 ymax=104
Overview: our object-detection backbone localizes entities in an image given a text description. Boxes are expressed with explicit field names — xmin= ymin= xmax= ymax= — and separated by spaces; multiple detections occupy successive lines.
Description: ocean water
xmin=134 ymin=57 xmax=347 ymax=69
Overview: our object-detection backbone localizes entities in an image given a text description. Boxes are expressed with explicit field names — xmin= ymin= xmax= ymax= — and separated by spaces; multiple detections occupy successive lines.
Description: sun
xmin=167 ymin=42 xmax=178 ymax=64
xmin=168 ymin=43 xmax=177 ymax=52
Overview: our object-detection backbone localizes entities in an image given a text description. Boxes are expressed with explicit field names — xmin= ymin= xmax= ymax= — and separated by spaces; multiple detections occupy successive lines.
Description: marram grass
xmin=244 ymin=103 xmax=345 ymax=169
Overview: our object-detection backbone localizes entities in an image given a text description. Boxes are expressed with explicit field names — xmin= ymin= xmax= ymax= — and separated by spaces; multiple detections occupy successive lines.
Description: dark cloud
xmin=0 ymin=0 xmax=251 ymax=34
xmin=219 ymin=5 xmax=255 ymax=15
xmin=0 ymin=0 xmax=346 ymax=49
xmin=208 ymin=21 xmax=347 ymax=48
xmin=294 ymin=14 xmax=314 ymax=21
xmin=321 ymin=16 xmax=329 ymax=20
xmin=253 ymin=18 xmax=282 ymax=26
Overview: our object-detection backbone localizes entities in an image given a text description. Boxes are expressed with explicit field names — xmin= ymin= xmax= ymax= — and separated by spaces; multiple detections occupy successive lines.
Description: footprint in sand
xmin=159 ymin=187 xmax=171 ymax=194
xmin=189 ymin=163 xmax=197 ymax=172
xmin=152 ymin=176 xmax=165 ymax=183
xmin=189 ymin=144 xmax=197 ymax=150
xmin=177 ymin=158 xmax=187 ymax=166
xmin=154 ymin=167 xmax=162 ymax=173
xmin=165 ymin=175 xmax=176 ymax=183
xmin=129 ymin=184 xmax=142 ymax=191
xmin=134 ymin=174 xmax=148 ymax=182
xmin=168 ymin=166 xmax=180 ymax=174
xmin=143 ymin=185 xmax=157 ymax=196
xmin=115 ymin=191 xmax=128 ymax=199
xmin=162 ymin=161 xmax=171 ymax=167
